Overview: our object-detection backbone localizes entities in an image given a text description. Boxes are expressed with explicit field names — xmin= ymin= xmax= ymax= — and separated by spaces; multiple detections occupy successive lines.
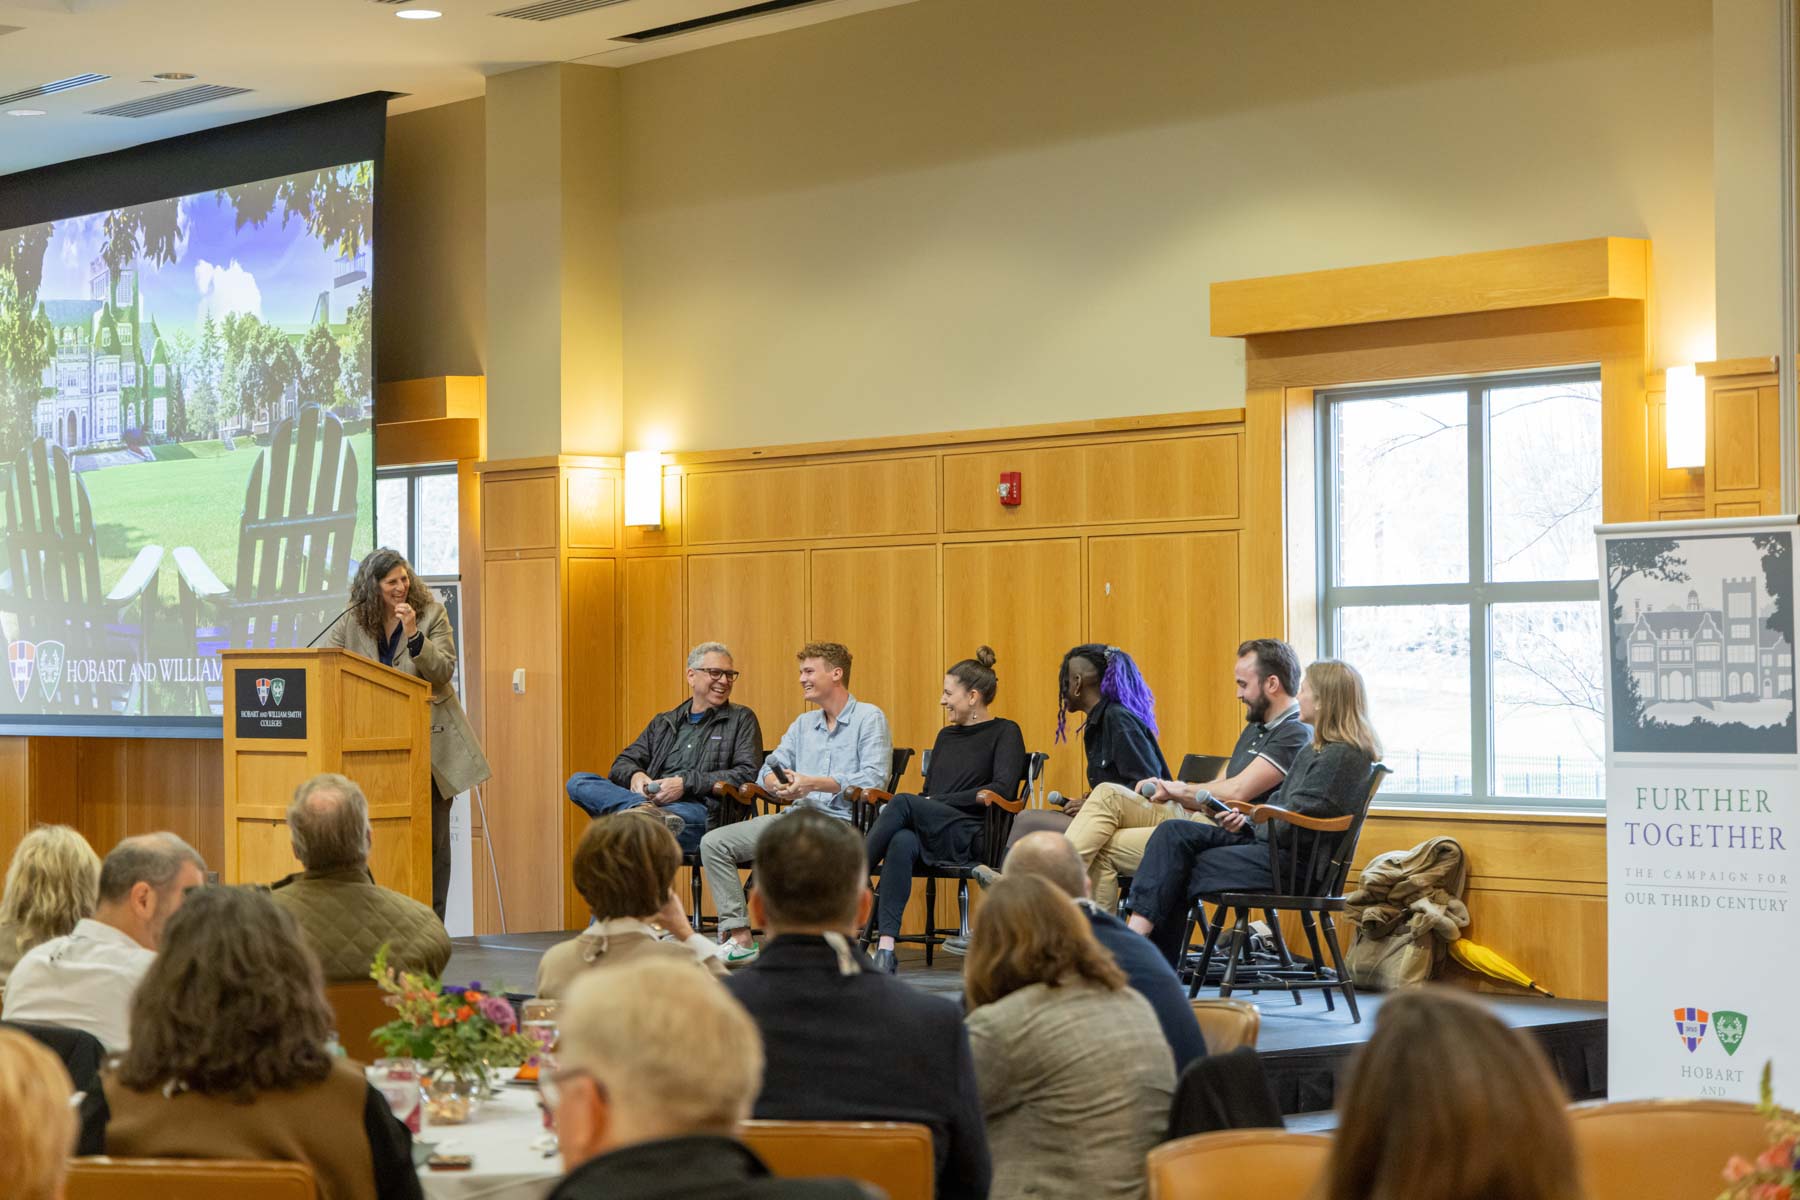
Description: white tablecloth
xmin=415 ymin=1086 xmax=561 ymax=1200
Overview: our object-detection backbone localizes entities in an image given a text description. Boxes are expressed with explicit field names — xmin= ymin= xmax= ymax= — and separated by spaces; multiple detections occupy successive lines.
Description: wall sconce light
xmin=1664 ymin=365 xmax=1705 ymax=470
xmin=624 ymin=450 xmax=665 ymax=528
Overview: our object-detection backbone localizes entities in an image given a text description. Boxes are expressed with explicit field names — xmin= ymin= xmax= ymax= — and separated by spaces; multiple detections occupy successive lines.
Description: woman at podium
xmin=329 ymin=547 xmax=491 ymax=919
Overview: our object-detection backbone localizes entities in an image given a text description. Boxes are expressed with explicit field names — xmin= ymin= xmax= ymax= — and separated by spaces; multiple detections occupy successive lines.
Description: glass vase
xmin=422 ymin=1063 xmax=487 ymax=1125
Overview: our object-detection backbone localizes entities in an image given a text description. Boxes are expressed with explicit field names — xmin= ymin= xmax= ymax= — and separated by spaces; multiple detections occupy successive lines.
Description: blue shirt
xmin=763 ymin=695 xmax=892 ymax=820
xmin=1081 ymin=900 xmax=1206 ymax=1072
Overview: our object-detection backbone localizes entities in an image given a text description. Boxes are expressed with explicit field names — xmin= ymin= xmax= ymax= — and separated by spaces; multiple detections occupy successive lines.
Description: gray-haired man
xmin=566 ymin=642 xmax=764 ymax=853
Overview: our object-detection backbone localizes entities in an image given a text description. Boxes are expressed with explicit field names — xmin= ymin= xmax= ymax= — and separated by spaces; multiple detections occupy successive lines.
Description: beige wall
xmin=1713 ymin=0 xmax=1785 ymax=361
xmin=380 ymin=98 xmax=486 ymax=383
xmin=615 ymin=0 xmax=1715 ymax=452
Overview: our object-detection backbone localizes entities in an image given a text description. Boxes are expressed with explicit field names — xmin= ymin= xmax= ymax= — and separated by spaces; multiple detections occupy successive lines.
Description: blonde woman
xmin=0 ymin=825 xmax=102 ymax=986
xmin=0 ymin=1027 xmax=78 ymax=1200
xmin=1126 ymin=660 xmax=1381 ymax=965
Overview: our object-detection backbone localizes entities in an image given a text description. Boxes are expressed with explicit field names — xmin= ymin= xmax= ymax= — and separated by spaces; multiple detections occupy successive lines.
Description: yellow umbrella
xmin=1448 ymin=938 xmax=1554 ymax=998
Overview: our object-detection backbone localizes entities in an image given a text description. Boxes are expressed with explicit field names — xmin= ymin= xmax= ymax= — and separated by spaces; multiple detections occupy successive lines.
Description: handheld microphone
xmin=643 ymin=781 xmax=662 ymax=797
xmin=1046 ymin=790 xmax=1067 ymax=808
xmin=305 ymin=605 xmax=355 ymax=649
xmin=1137 ymin=781 xmax=1159 ymax=799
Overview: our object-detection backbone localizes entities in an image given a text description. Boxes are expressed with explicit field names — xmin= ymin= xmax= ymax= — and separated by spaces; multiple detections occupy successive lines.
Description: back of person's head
xmin=0 ymin=824 xmax=101 ymax=955
xmin=572 ymin=810 xmax=680 ymax=921
xmin=286 ymin=774 xmax=372 ymax=872
xmin=117 ymin=885 xmax=334 ymax=1101
xmin=1001 ymin=831 xmax=1087 ymax=900
xmin=750 ymin=810 xmax=866 ymax=933
xmin=1236 ymin=638 xmax=1301 ymax=698
xmin=558 ymin=959 xmax=761 ymax=1160
xmin=1304 ymin=659 xmax=1383 ymax=762
xmin=965 ymin=874 xmax=1125 ymax=1008
xmin=96 ymin=832 xmax=206 ymax=908
xmin=0 ymin=1027 xmax=76 ymax=1200
xmin=1324 ymin=987 xmax=1581 ymax=1200
xmin=946 ymin=645 xmax=999 ymax=704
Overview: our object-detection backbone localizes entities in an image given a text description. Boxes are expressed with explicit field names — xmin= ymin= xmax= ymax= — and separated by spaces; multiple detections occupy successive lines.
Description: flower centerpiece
xmin=369 ymin=944 xmax=537 ymax=1124
xmin=1720 ymin=1063 xmax=1798 ymax=1200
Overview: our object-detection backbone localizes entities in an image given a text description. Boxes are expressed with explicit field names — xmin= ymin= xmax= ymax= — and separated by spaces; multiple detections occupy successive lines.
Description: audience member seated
xmin=546 ymin=959 xmax=872 ymax=1200
xmin=2 ymin=833 xmax=206 ymax=1050
xmin=269 ymin=773 xmax=450 ymax=984
xmin=864 ymin=646 xmax=1025 ymax=973
xmin=1070 ymin=639 xmax=1309 ymax=911
xmin=538 ymin=810 xmax=726 ymax=998
xmin=1003 ymin=644 xmax=1168 ymax=850
xmin=1126 ymin=659 xmax=1381 ymax=965
xmin=566 ymin=641 xmax=764 ymax=853
xmin=703 ymin=643 xmax=891 ymax=968
xmin=725 ymin=811 xmax=990 ymax=1200
xmin=965 ymin=874 xmax=1175 ymax=1200
xmin=1001 ymin=831 xmax=1204 ymax=1072
xmin=0 ymin=824 xmax=102 ymax=987
xmin=0 ymin=1026 xmax=77 ymax=1200
xmin=1321 ymin=986 xmax=1582 ymax=1200
xmin=75 ymin=886 xmax=422 ymax=1200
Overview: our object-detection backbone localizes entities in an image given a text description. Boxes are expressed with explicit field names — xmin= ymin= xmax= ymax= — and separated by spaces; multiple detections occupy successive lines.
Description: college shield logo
xmin=35 ymin=641 xmax=64 ymax=704
xmin=1714 ymin=1011 xmax=1748 ymax=1057
xmin=6 ymin=641 xmax=35 ymax=703
xmin=271 ymin=677 xmax=286 ymax=707
xmin=1673 ymin=1006 xmax=1710 ymax=1053
xmin=255 ymin=676 xmax=271 ymax=706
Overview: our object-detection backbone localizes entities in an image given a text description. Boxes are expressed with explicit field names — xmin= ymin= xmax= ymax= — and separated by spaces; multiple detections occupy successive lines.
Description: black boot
xmin=871 ymin=947 xmax=898 ymax=975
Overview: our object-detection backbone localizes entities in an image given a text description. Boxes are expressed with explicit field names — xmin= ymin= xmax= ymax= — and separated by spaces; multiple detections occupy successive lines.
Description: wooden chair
xmin=1189 ymin=998 xmax=1260 ymax=1054
xmin=741 ymin=1119 xmax=934 ymax=1200
xmin=851 ymin=749 xmax=1048 ymax=964
xmin=1147 ymin=1129 xmax=1330 ymax=1200
xmin=1186 ymin=765 xmax=1391 ymax=1021
xmin=0 ymin=437 xmax=162 ymax=715
xmin=1569 ymin=1098 xmax=1772 ymax=1200
xmin=172 ymin=405 xmax=360 ymax=710
xmin=66 ymin=1158 xmax=317 ymax=1200
xmin=323 ymin=981 xmax=393 ymax=1062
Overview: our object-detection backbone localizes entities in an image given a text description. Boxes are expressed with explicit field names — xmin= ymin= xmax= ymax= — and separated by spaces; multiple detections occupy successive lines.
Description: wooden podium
xmin=220 ymin=648 xmax=432 ymax=902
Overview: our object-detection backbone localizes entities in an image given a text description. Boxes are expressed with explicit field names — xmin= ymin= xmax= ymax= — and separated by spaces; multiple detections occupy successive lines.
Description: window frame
xmin=1317 ymin=364 xmax=1605 ymax=811
xmin=375 ymin=461 xmax=460 ymax=580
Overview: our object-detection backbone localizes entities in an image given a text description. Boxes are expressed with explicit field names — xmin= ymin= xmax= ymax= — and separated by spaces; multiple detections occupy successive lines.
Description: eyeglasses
xmin=538 ymin=1065 xmax=597 ymax=1115
xmin=695 ymin=668 xmax=741 ymax=682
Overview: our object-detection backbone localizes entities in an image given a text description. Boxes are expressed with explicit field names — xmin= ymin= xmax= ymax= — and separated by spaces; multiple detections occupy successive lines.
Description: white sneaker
xmin=720 ymin=939 xmax=760 ymax=968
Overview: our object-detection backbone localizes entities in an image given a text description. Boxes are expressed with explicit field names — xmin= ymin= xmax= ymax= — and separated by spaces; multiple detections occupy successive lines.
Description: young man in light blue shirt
xmin=699 ymin=642 xmax=891 ymax=967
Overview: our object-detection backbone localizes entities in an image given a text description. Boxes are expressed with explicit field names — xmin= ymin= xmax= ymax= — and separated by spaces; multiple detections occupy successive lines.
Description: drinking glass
xmin=366 ymin=1057 xmax=422 ymax=1134
xmin=521 ymin=998 xmax=559 ymax=1058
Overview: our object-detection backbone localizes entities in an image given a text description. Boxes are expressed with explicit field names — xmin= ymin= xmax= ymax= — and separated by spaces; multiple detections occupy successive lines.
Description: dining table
xmin=414 ymin=1084 xmax=561 ymax=1200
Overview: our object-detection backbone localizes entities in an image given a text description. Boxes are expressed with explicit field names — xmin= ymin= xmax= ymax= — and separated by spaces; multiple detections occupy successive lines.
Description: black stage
xmin=448 ymin=932 xmax=1606 ymax=1124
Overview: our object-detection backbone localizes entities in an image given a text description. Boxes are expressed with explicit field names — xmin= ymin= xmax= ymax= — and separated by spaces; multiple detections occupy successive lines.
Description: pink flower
xmin=1725 ymin=1156 xmax=1755 ymax=1183
xmin=479 ymin=995 xmax=517 ymax=1030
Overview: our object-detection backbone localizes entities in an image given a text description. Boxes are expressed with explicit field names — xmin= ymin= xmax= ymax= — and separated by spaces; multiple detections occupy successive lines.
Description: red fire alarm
xmin=997 ymin=472 xmax=1022 ymax=506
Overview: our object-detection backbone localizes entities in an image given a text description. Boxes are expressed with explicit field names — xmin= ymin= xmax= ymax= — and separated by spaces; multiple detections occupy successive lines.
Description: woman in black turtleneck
xmin=864 ymin=647 xmax=1026 ymax=974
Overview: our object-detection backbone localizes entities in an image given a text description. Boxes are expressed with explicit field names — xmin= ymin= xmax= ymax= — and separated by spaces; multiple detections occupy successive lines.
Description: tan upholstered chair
xmin=1147 ymin=1129 xmax=1330 ymax=1200
xmin=324 ymin=981 xmax=393 ymax=1062
xmin=1189 ymin=998 xmax=1260 ymax=1054
xmin=67 ymin=1157 xmax=316 ymax=1200
xmin=742 ymin=1119 xmax=934 ymax=1200
xmin=1570 ymin=1098 xmax=1772 ymax=1200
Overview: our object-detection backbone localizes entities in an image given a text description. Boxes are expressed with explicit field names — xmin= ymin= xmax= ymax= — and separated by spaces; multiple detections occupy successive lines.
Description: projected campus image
xmin=0 ymin=162 xmax=375 ymax=725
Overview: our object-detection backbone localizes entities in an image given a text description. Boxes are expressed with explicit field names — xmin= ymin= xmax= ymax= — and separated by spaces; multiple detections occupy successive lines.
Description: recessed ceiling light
xmin=153 ymin=72 xmax=196 ymax=81
xmin=396 ymin=7 xmax=442 ymax=17
xmin=6 ymin=108 xmax=46 ymax=117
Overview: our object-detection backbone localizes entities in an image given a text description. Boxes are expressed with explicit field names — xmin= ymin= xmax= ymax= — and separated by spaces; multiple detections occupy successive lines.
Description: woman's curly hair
xmin=115 ymin=886 xmax=335 ymax=1101
xmin=349 ymin=547 xmax=435 ymax=641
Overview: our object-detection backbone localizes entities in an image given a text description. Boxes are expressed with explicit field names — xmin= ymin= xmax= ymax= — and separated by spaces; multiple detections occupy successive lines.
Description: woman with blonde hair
xmin=0 ymin=1027 xmax=78 ymax=1200
xmin=964 ymin=874 xmax=1175 ymax=1200
xmin=1126 ymin=659 xmax=1382 ymax=965
xmin=1323 ymin=986 xmax=1584 ymax=1200
xmin=0 ymin=825 xmax=102 ymax=985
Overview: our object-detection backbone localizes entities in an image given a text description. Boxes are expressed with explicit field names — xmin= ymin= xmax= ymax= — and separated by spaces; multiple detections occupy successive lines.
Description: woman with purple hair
xmin=1055 ymin=644 xmax=1168 ymax=818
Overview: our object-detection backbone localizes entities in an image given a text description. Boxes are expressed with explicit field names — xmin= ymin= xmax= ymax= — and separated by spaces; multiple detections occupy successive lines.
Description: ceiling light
xmin=153 ymin=72 xmax=196 ymax=81
xmin=396 ymin=8 xmax=442 ymax=17
xmin=6 ymin=108 xmax=45 ymax=117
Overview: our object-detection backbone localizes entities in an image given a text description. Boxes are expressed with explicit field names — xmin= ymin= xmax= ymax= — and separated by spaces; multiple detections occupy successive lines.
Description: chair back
xmin=1148 ymin=1129 xmax=1329 ymax=1200
xmin=1570 ymin=1098 xmax=1772 ymax=1200
xmin=1189 ymin=998 xmax=1260 ymax=1054
xmin=742 ymin=1119 xmax=933 ymax=1200
xmin=323 ymin=981 xmax=392 ymax=1062
xmin=2 ymin=1018 xmax=106 ymax=1093
xmin=1177 ymin=753 xmax=1230 ymax=785
xmin=1267 ymin=763 xmax=1388 ymax=897
xmin=66 ymin=1158 xmax=317 ymax=1200
xmin=886 ymin=746 xmax=915 ymax=793
xmin=978 ymin=750 xmax=1048 ymax=869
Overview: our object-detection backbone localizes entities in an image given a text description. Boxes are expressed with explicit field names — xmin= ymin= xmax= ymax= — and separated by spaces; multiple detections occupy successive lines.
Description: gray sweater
xmin=966 ymin=979 xmax=1175 ymax=1200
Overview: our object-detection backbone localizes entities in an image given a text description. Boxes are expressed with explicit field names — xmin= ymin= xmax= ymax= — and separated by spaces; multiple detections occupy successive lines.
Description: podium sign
xmin=234 ymin=670 xmax=308 ymax=739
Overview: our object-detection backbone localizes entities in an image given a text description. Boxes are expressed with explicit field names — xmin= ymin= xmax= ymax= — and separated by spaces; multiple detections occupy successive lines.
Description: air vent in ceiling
xmin=615 ymin=0 xmax=826 ymax=41
xmin=491 ymin=0 xmax=631 ymax=21
xmin=89 ymin=84 xmax=252 ymax=119
xmin=0 ymin=25 xmax=24 ymax=37
xmin=367 ymin=0 xmax=414 ymax=5
xmin=0 ymin=73 xmax=110 ymax=108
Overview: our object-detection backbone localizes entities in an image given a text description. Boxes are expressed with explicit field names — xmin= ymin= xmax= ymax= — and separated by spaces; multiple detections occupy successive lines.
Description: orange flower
xmin=1726 ymin=1156 xmax=1756 ymax=1182
xmin=432 ymin=1015 xmax=451 ymax=1028
xmin=457 ymin=1005 xmax=475 ymax=1021
xmin=465 ymin=991 xmax=485 ymax=1003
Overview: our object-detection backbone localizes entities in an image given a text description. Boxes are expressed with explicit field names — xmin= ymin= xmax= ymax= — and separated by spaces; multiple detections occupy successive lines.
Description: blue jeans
xmin=565 ymin=773 xmax=706 ymax=854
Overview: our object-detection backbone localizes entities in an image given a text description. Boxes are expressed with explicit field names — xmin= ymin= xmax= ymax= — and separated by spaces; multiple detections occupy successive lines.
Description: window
xmin=153 ymin=363 xmax=167 ymax=388
xmin=1699 ymin=643 xmax=1721 ymax=662
xmin=1729 ymin=645 xmax=1756 ymax=664
xmin=375 ymin=464 xmax=460 ymax=579
xmin=1322 ymin=369 xmax=1603 ymax=806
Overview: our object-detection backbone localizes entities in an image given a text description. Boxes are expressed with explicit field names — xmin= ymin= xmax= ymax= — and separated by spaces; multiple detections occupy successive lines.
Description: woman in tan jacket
xmin=536 ymin=810 xmax=727 ymax=999
xmin=328 ymin=547 xmax=490 ymax=918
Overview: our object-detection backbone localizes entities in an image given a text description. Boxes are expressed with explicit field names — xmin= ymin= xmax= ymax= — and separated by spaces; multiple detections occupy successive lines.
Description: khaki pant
xmin=1066 ymin=782 xmax=1209 ymax=912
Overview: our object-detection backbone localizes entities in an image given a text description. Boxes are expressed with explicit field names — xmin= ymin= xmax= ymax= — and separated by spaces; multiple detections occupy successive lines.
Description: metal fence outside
xmin=1382 ymin=749 xmax=1605 ymax=801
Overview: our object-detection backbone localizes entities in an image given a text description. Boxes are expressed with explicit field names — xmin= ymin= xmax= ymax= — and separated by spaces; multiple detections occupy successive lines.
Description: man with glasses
xmin=565 ymin=642 xmax=763 ymax=853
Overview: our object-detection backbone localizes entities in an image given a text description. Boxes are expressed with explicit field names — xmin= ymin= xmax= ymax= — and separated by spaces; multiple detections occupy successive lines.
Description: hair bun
xmin=975 ymin=645 xmax=997 ymax=668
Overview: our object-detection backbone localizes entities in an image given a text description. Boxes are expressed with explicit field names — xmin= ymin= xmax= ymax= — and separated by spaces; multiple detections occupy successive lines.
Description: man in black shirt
xmin=565 ymin=642 xmax=762 ymax=852
xmin=1068 ymin=639 xmax=1311 ymax=912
